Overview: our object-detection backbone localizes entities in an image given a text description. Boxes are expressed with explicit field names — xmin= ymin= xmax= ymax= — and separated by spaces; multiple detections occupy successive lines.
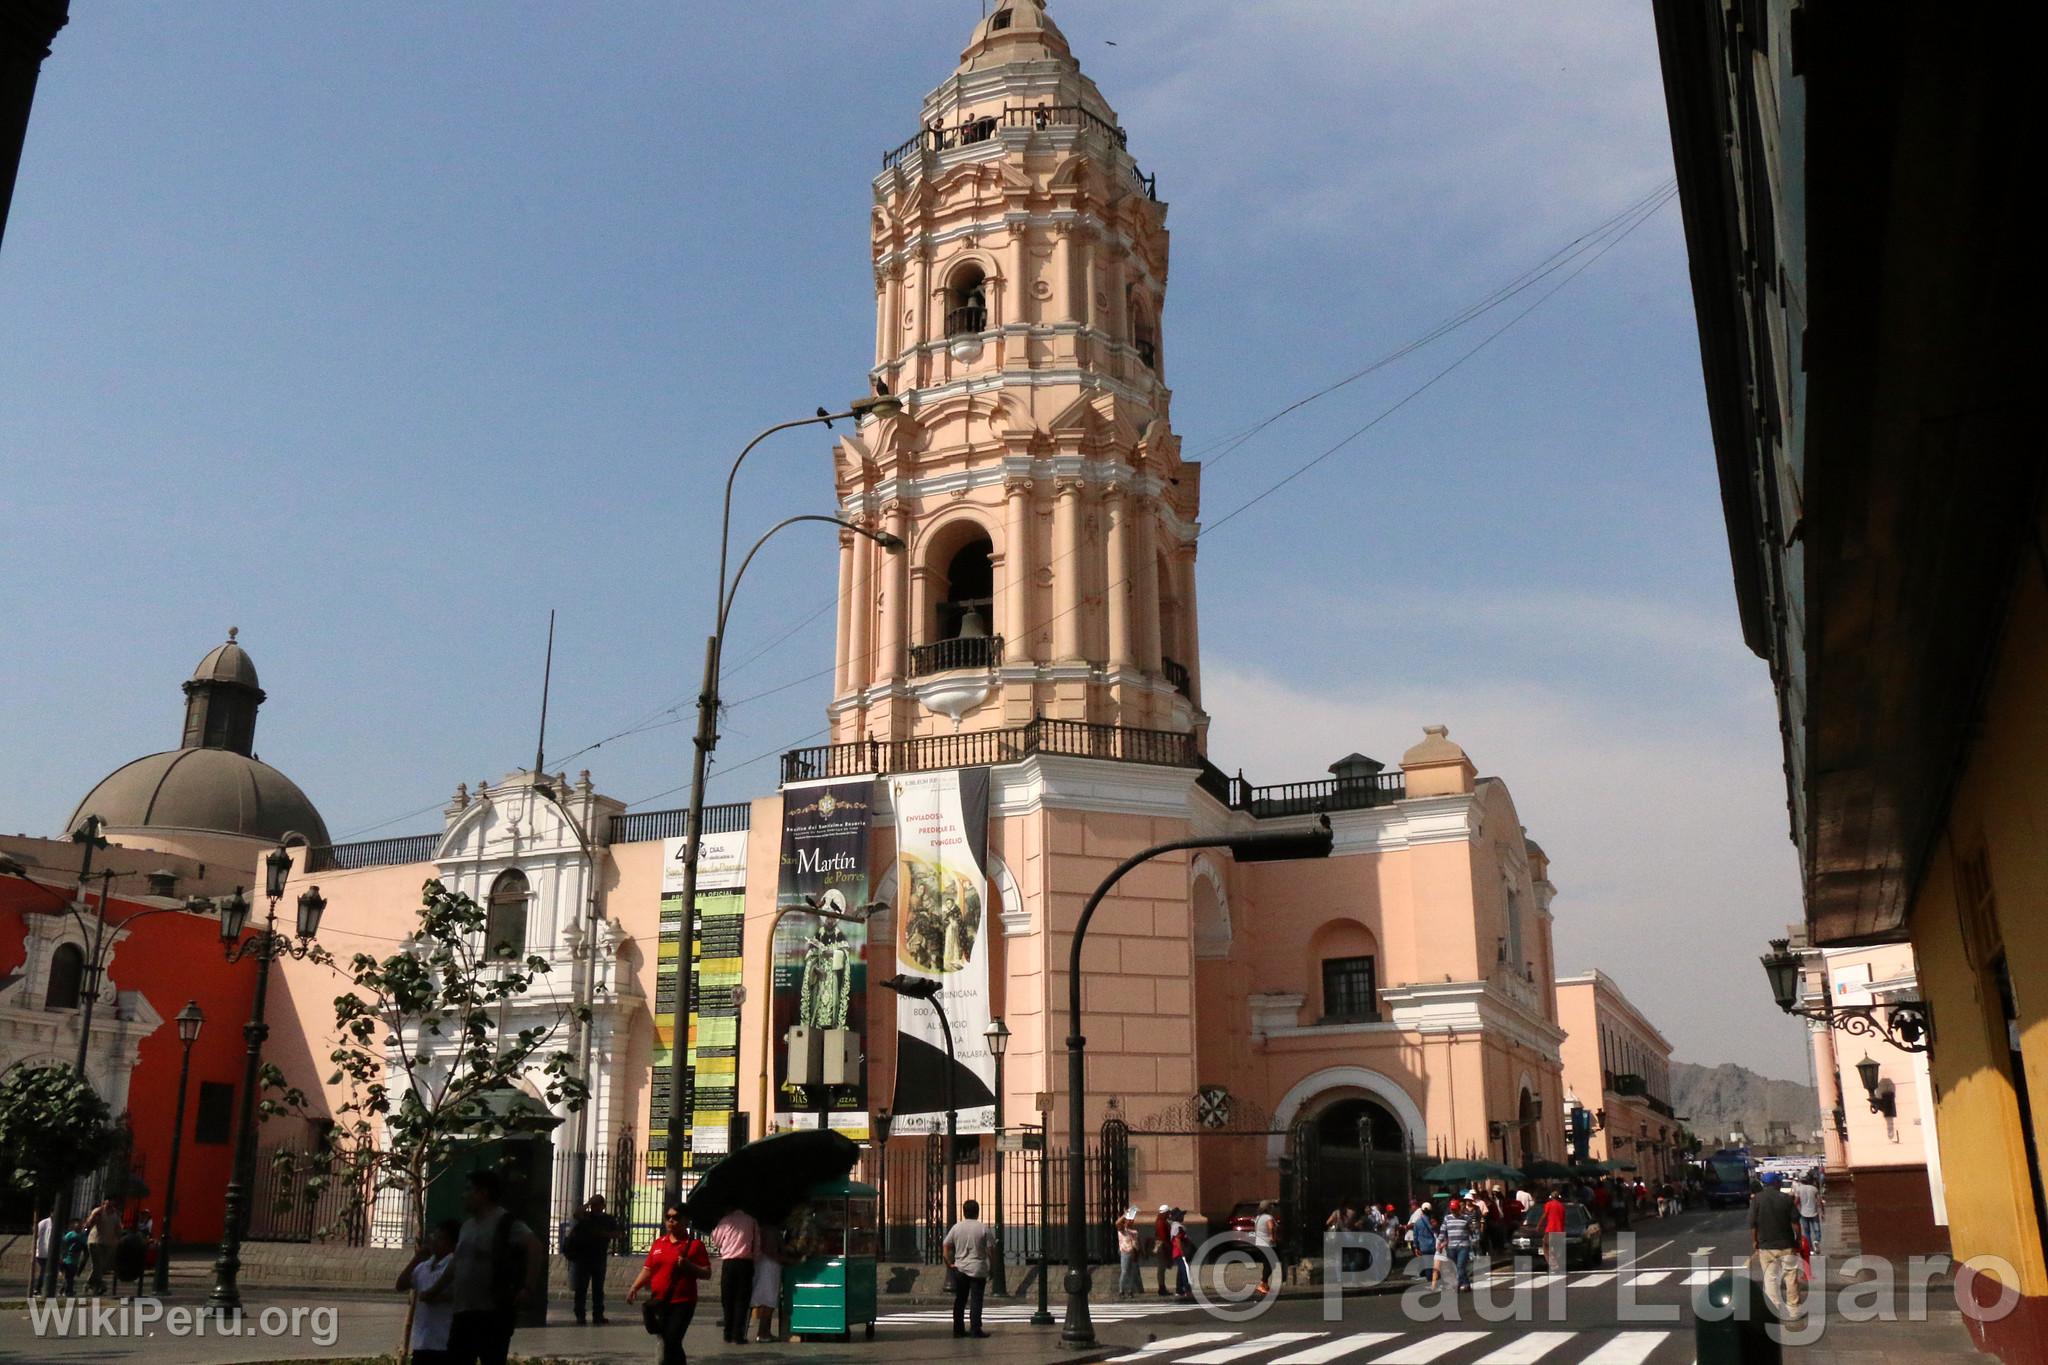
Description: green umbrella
xmin=1522 ymin=1158 xmax=1577 ymax=1180
xmin=1423 ymin=1159 xmax=1523 ymax=1185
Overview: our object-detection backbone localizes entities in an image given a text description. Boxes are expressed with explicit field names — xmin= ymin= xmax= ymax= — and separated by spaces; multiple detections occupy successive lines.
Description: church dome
xmin=959 ymin=0 xmax=1072 ymax=72
xmin=190 ymin=627 xmax=261 ymax=690
xmin=69 ymin=630 xmax=328 ymax=846
xmin=70 ymin=748 xmax=329 ymax=846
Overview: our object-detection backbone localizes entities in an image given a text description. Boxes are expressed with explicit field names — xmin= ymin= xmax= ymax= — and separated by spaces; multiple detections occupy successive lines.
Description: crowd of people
xmin=30 ymin=1196 xmax=155 ymax=1298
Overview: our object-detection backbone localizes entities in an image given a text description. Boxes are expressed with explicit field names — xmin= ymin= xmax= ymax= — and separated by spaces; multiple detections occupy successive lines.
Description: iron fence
xmin=606 ymin=801 xmax=753 ymax=846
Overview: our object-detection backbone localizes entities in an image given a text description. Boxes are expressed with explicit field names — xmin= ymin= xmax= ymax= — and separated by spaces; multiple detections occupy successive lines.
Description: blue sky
xmin=0 ymin=3 xmax=1811 ymax=1082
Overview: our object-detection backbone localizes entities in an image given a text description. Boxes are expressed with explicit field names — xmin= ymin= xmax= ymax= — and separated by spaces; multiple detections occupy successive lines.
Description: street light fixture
xmin=1060 ymin=818 xmax=1334 ymax=1348
xmin=874 ymin=1107 xmax=894 ymax=1261
xmin=880 ymin=972 xmax=957 ymax=1227
xmin=663 ymin=396 xmax=905 ymax=1206
xmin=1759 ymin=937 xmax=1934 ymax=1052
xmin=206 ymin=834 xmax=322 ymax=1315
xmin=985 ymin=1017 xmax=1011 ymax=1295
xmin=154 ymin=1000 xmax=204 ymax=1296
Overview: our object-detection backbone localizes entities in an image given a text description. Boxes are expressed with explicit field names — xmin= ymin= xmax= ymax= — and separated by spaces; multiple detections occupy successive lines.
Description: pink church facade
xmin=243 ymin=1 xmax=1574 ymax=1244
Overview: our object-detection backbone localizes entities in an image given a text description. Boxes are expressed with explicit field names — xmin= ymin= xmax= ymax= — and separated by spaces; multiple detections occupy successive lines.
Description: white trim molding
xmin=1267 ymin=1065 xmax=1429 ymax=1166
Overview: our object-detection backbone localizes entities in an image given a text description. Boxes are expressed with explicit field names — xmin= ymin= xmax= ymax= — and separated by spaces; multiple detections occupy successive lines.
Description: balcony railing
xmin=782 ymin=716 xmax=1196 ymax=785
xmin=945 ymin=304 xmax=988 ymax=338
xmin=909 ymin=634 xmax=1003 ymax=677
xmin=607 ymin=801 xmax=753 ymax=846
xmin=305 ymin=833 xmax=441 ymax=873
xmin=1197 ymin=759 xmax=1406 ymax=818
xmin=881 ymin=103 xmax=1158 ymax=201
xmin=1162 ymin=657 xmax=1191 ymax=698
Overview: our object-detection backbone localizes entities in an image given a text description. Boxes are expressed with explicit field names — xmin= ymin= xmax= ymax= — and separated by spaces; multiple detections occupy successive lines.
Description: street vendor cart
xmin=783 ymin=1177 xmax=879 ymax=1341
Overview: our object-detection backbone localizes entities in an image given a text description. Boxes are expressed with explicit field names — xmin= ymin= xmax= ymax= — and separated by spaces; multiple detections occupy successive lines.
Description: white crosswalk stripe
xmin=1628 ymin=1271 xmax=1671 ymax=1286
xmin=1474 ymin=1331 xmax=1578 ymax=1363
xmin=1579 ymin=1331 xmax=1673 ymax=1364
xmin=1680 ymin=1270 xmax=1716 ymax=1285
xmin=1182 ymin=1333 xmax=1329 ymax=1362
xmin=1376 ymin=1331 xmax=1491 ymax=1363
xmin=1106 ymin=1331 xmax=1244 ymax=1361
xmin=1574 ymin=1272 xmax=1616 ymax=1287
xmin=1271 ymin=1331 xmax=1404 ymax=1363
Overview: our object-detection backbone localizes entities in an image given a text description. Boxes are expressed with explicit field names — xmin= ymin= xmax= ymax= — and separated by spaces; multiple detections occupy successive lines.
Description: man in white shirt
xmin=943 ymin=1199 xmax=995 ymax=1338
xmin=1790 ymin=1170 xmax=1824 ymax=1254
xmin=32 ymin=1214 xmax=53 ymax=1296
xmin=1252 ymin=1201 xmax=1280 ymax=1296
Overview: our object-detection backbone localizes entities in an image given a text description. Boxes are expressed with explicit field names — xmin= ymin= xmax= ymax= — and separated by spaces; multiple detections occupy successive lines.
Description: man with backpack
xmin=446 ymin=1168 xmax=546 ymax=1365
xmin=561 ymin=1194 xmax=619 ymax=1325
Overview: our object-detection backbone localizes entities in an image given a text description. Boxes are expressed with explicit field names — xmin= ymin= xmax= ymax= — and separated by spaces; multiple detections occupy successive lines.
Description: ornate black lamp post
xmin=873 ymin=1107 xmax=894 ymax=1261
xmin=153 ymin=1000 xmax=203 ymax=1296
xmin=204 ymin=837 xmax=324 ymax=1315
xmin=1060 ymin=819 xmax=1333 ymax=1348
xmin=1760 ymin=937 xmax=1934 ymax=1052
xmin=985 ymin=1017 xmax=1010 ymax=1294
xmin=880 ymin=973 xmax=956 ymax=1227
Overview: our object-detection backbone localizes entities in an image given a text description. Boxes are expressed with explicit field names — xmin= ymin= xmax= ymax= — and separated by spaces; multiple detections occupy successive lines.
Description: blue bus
xmin=1702 ymin=1150 xmax=1754 ymax=1208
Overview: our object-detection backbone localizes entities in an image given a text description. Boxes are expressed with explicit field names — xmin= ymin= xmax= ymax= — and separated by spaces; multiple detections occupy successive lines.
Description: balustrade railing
xmin=304 ymin=833 xmax=440 ymax=873
xmin=607 ymin=801 xmax=753 ymax=846
xmin=909 ymin=633 xmax=1002 ymax=677
xmin=880 ymin=103 xmax=1158 ymax=201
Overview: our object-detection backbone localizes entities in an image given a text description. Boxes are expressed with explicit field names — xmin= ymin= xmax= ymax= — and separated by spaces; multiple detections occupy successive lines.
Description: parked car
xmin=1510 ymin=1202 xmax=1605 ymax=1270
xmin=1226 ymin=1201 xmax=1281 ymax=1239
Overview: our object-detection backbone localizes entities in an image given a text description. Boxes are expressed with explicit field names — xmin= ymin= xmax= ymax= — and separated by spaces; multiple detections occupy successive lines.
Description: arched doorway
xmin=1306 ymin=1096 xmax=1412 ymax=1218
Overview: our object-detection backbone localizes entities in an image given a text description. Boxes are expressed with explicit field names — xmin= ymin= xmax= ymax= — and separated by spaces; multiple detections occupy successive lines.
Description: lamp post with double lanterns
xmin=662 ymin=394 xmax=903 ymax=1207
xmin=198 ymin=835 xmax=325 ymax=1315
xmin=985 ymin=1017 xmax=1011 ymax=1295
xmin=1059 ymin=818 xmax=1335 ymax=1349
xmin=880 ymin=973 xmax=956 ymax=1227
xmin=153 ymin=1000 xmax=204 ymax=1296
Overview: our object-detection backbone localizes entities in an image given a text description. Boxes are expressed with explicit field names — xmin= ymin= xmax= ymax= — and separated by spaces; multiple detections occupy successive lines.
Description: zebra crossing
xmin=1106 ymin=1328 xmax=1682 ymax=1365
xmin=1467 ymin=1266 xmax=1732 ymax=1290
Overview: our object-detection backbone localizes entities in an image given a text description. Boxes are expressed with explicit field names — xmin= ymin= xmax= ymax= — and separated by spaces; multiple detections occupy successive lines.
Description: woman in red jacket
xmin=627 ymin=1206 xmax=712 ymax=1365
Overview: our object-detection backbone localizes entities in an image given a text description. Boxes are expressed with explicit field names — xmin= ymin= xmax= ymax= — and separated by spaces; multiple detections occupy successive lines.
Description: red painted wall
xmin=1 ymin=881 xmax=265 ymax=1245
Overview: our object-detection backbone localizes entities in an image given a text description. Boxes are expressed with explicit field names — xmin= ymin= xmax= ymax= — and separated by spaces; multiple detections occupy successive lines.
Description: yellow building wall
xmin=1910 ymin=515 xmax=2048 ymax=1302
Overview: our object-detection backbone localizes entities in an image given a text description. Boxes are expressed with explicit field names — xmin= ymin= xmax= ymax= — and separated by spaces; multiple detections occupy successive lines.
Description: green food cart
xmin=783 ymin=1177 xmax=879 ymax=1341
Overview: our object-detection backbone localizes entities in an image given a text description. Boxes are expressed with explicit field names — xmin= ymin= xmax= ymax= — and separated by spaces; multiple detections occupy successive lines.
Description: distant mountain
xmin=1671 ymin=1061 xmax=1819 ymax=1145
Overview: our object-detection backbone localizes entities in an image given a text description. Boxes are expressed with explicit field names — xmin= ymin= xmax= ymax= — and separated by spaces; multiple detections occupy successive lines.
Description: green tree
xmin=0 ymin=1064 xmax=117 ymax=1258
xmin=265 ymin=879 xmax=587 ymax=1354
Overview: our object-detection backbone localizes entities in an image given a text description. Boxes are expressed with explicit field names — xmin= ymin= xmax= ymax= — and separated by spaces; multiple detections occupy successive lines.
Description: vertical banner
xmin=773 ymin=779 xmax=875 ymax=1137
xmin=888 ymin=767 xmax=998 ymax=1135
xmin=653 ymin=829 xmax=749 ymax=1170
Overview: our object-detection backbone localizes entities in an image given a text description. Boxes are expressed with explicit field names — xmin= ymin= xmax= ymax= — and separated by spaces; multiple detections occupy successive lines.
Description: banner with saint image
xmin=888 ymin=767 xmax=997 ymax=1135
xmin=772 ymin=778 xmax=874 ymax=1138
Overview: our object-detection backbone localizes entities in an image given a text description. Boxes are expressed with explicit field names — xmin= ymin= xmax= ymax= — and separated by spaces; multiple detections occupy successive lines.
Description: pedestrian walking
xmin=1440 ymin=1198 xmax=1475 ymax=1290
xmin=1252 ymin=1200 xmax=1281 ymax=1296
xmin=709 ymin=1208 xmax=760 ymax=1345
xmin=562 ymin=1194 xmax=619 ymax=1325
xmin=626 ymin=1205 xmax=711 ymax=1365
xmin=1790 ymin=1169 xmax=1824 ymax=1257
xmin=943 ymin=1198 xmax=994 ymax=1338
xmin=1116 ymin=1206 xmax=1144 ymax=1298
xmin=1749 ymin=1172 xmax=1807 ymax=1319
xmin=395 ymin=1219 xmax=460 ymax=1365
xmin=1541 ymin=1189 xmax=1569 ymax=1273
xmin=32 ymin=1212 xmax=53 ymax=1296
xmin=84 ymin=1197 xmax=121 ymax=1295
xmin=747 ymin=1225 xmax=788 ymax=1343
xmin=1405 ymin=1199 xmax=1436 ymax=1278
xmin=1154 ymin=1204 xmax=1173 ymax=1296
xmin=58 ymin=1220 xmax=85 ymax=1297
xmin=1169 ymin=1208 xmax=1193 ymax=1299
xmin=445 ymin=1168 xmax=546 ymax=1365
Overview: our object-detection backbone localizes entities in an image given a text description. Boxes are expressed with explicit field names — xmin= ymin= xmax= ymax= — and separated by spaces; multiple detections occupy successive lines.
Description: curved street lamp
xmin=661 ymin=396 xmax=902 ymax=1204
xmin=1059 ymin=818 xmax=1334 ymax=1347
xmin=153 ymin=1000 xmax=204 ymax=1296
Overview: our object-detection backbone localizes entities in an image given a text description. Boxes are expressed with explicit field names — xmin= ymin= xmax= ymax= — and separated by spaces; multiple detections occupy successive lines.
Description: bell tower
xmin=827 ymin=0 xmax=1203 ymax=749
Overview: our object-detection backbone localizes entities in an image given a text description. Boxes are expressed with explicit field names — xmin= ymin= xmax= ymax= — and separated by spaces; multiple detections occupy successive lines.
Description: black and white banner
xmin=888 ymin=767 xmax=997 ymax=1134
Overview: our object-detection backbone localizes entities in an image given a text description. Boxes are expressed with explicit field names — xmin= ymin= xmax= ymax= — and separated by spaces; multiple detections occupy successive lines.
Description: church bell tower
xmin=827 ymin=0 xmax=1203 ymax=749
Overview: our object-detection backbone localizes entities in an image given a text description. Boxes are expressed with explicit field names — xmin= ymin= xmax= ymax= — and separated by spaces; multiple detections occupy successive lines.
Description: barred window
xmin=1321 ymin=955 xmax=1378 ymax=1022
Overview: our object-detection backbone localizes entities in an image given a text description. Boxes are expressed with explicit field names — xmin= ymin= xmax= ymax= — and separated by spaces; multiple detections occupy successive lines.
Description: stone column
xmin=835 ymin=530 xmax=856 ymax=694
xmin=1177 ymin=540 xmax=1201 ymax=707
xmin=1004 ymin=477 xmax=1034 ymax=659
xmin=1134 ymin=496 xmax=1162 ymax=672
xmin=1103 ymin=485 xmax=1133 ymax=670
xmin=846 ymin=527 xmax=873 ymax=695
xmin=879 ymin=501 xmax=911 ymax=682
xmin=1052 ymin=479 xmax=1084 ymax=661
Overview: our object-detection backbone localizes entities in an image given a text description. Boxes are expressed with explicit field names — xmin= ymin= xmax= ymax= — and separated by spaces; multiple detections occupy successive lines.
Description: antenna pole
xmin=534 ymin=609 xmax=556 ymax=776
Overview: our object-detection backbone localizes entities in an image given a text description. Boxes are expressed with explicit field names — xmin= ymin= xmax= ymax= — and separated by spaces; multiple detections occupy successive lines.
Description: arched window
xmin=1308 ymin=919 xmax=1380 ymax=1023
xmin=45 ymin=943 xmax=85 ymax=1010
xmin=1128 ymin=288 xmax=1159 ymax=372
xmin=989 ymin=8 xmax=1013 ymax=30
xmin=939 ymin=537 xmax=995 ymax=641
xmin=1504 ymin=886 xmax=1524 ymax=971
xmin=486 ymin=869 xmax=530 ymax=962
xmin=946 ymin=265 xmax=988 ymax=338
